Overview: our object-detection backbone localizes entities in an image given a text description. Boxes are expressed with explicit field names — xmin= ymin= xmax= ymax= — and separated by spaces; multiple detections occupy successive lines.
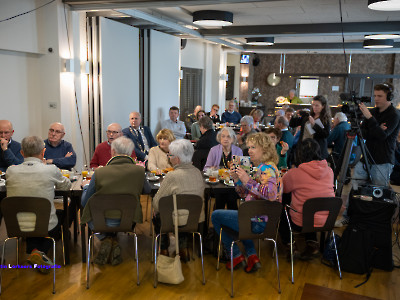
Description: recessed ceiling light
xmin=368 ymin=0 xmax=400 ymax=11
xmin=365 ymin=34 xmax=400 ymax=39
xmin=246 ymin=37 xmax=274 ymax=46
xmin=363 ymin=39 xmax=394 ymax=48
xmin=193 ymin=10 xmax=233 ymax=27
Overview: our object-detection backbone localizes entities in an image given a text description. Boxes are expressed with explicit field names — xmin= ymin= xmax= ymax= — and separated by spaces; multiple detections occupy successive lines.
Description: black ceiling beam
xmin=200 ymin=22 xmax=400 ymax=38
xmin=244 ymin=42 xmax=400 ymax=50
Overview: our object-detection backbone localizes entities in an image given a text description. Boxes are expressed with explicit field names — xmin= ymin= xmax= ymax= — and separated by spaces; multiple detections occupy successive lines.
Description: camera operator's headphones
xmin=382 ymin=83 xmax=394 ymax=102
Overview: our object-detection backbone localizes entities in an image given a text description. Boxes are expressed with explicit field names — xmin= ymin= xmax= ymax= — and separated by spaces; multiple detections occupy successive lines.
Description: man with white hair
xmin=44 ymin=122 xmax=76 ymax=170
xmin=90 ymin=123 xmax=136 ymax=168
xmin=221 ymin=100 xmax=242 ymax=124
xmin=0 ymin=120 xmax=23 ymax=172
xmin=152 ymin=139 xmax=205 ymax=259
xmin=81 ymin=136 xmax=150 ymax=266
xmin=327 ymin=112 xmax=351 ymax=159
xmin=6 ymin=136 xmax=71 ymax=273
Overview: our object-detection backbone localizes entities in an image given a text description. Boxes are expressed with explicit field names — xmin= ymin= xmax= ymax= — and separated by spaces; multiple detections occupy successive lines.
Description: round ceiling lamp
xmin=193 ymin=10 xmax=233 ymax=27
xmin=363 ymin=39 xmax=394 ymax=48
xmin=365 ymin=33 xmax=400 ymax=39
xmin=368 ymin=0 xmax=400 ymax=11
xmin=246 ymin=37 xmax=275 ymax=46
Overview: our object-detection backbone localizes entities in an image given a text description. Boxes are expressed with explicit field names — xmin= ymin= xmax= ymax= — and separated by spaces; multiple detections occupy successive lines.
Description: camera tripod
xmin=334 ymin=126 xmax=372 ymax=198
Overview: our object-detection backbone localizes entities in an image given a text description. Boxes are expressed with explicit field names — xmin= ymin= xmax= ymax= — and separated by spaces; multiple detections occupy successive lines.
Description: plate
xmin=205 ymin=178 xmax=218 ymax=184
xmin=147 ymin=176 xmax=160 ymax=181
xmin=224 ymin=181 xmax=235 ymax=187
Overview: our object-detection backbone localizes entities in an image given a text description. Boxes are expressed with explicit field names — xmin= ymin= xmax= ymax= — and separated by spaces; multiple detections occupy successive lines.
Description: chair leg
xmin=290 ymin=231 xmax=294 ymax=284
xmin=216 ymin=228 xmax=222 ymax=270
xmin=87 ymin=234 xmax=93 ymax=289
xmin=273 ymin=240 xmax=281 ymax=294
xmin=16 ymin=238 xmax=18 ymax=266
xmin=0 ymin=238 xmax=12 ymax=295
xmin=149 ymin=200 xmax=153 ymax=236
xmin=61 ymin=225 xmax=65 ymax=266
xmin=52 ymin=238 xmax=56 ymax=294
xmin=258 ymin=239 xmax=261 ymax=258
xmin=154 ymin=234 xmax=159 ymax=288
xmin=230 ymin=241 xmax=235 ymax=298
xmin=151 ymin=226 xmax=154 ymax=263
xmin=332 ymin=231 xmax=342 ymax=279
xmin=134 ymin=233 xmax=140 ymax=286
xmin=192 ymin=233 xmax=195 ymax=261
xmin=196 ymin=233 xmax=205 ymax=285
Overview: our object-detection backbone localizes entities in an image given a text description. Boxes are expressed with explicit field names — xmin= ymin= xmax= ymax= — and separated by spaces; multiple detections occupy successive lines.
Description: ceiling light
xmin=368 ymin=0 xmax=400 ymax=11
xmin=246 ymin=37 xmax=274 ymax=46
xmin=363 ymin=39 xmax=394 ymax=48
xmin=193 ymin=10 xmax=233 ymax=27
xmin=365 ymin=33 xmax=400 ymax=39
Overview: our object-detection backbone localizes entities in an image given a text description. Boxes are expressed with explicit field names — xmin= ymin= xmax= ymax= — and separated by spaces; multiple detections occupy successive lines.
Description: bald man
xmin=90 ymin=123 xmax=136 ymax=168
xmin=0 ymin=120 xmax=23 ymax=172
xmin=122 ymin=112 xmax=157 ymax=161
xmin=44 ymin=122 xmax=76 ymax=170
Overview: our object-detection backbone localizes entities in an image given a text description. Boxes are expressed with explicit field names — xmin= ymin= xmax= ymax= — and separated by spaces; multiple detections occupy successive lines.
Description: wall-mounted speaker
xmin=252 ymin=56 xmax=260 ymax=66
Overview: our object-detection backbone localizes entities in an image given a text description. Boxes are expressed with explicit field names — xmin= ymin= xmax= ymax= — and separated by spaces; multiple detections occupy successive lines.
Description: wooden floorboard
xmin=0 ymin=187 xmax=399 ymax=300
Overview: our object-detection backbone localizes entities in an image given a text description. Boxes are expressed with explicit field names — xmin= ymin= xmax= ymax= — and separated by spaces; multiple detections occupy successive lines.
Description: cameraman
xmin=336 ymin=83 xmax=400 ymax=227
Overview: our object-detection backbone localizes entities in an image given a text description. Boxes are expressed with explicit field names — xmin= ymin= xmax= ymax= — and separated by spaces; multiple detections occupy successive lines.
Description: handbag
xmin=156 ymin=194 xmax=184 ymax=284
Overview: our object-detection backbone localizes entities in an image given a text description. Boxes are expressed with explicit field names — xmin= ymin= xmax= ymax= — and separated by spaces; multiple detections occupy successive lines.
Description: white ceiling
xmin=66 ymin=0 xmax=400 ymax=53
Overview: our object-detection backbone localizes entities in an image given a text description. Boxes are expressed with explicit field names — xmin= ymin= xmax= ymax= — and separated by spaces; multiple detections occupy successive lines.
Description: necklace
xmin=129 ymin=127 xmax=144 ymax=152
xmin=222 ymin=152 xmax=230 ymax=169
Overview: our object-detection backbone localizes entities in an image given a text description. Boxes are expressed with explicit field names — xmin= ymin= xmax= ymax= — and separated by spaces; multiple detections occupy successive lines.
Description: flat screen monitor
xmin=240 ymin=54 xmax=250 ymax=64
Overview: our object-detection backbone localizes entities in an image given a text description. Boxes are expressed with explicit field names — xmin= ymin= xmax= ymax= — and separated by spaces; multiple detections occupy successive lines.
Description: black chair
xmin=86 ymin=194 xmax=140 ymax=289
xmin=284 ymin=197 xmax=342 ymax=284
xmin=154 ymin=194 xmax=205 ymax=287
xmin=0 ymin=197 xmax=64 ymax=295
xmin=216 ymin=200 xmax=282 ymax=297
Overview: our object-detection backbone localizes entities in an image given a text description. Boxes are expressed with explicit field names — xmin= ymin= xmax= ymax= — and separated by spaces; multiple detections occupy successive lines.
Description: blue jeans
xmin=343 ymin=161 xmax=393 ymax=218
xmin=211 ymin=209 xmax=266 ymax=258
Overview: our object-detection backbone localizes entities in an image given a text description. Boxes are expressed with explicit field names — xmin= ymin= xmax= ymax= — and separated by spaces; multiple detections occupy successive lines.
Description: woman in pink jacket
xmin=280 ymin=138 xmax=335 ymax=259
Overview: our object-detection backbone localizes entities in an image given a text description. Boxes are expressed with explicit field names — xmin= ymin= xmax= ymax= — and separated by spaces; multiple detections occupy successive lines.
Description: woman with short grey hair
xmin=152 ymin=139 xmax=205 ymax=260
xmin=111 ymin=136 xmax=135 ymax=156
xmin=216 ymin=127 xmax=237 ymax=145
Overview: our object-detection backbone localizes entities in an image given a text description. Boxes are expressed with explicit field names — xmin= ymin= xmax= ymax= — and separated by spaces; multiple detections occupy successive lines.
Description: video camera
xmin=340 ymin=92 xmax=371 ymax=119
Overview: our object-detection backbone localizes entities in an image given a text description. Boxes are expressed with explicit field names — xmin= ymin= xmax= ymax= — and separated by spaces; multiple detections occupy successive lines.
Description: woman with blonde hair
xmin=212 ymin=132 xmax=282 ymax=273
xmin=147 ymin=129 xmax=175 ymax=175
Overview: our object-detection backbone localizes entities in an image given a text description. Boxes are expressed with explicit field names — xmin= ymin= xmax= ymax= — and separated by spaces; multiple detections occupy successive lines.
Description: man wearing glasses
xmin=90 ymin=123 xmax=136 ymax=168
xmin=0 ymin=120 xmax=23 ymax=172
xmin=206 ymin=104 xmax=221 ymax=124
xmin=44 ymin=122 xmax=76 ymax=170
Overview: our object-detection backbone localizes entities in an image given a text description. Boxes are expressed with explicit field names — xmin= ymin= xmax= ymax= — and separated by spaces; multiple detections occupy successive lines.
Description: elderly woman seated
xmin=279 ymin=138 xmax=335 ymax=260
xmin=152 ymin=139 xmax=205 ymax=261
xmin=191 ymin=109 xmax=206 ymax=141
xmin=147 ymin=128 xmax=175 ymax=175
xmin=237 ymin=116 xmax=257 ymax=155
xmin=204 ymin=127 xmax=242 ymax=210
xmin=212 ymin=132 xmax=282 ymax=273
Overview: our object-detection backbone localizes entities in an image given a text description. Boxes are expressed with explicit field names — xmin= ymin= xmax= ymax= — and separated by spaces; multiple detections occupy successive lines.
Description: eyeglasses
xmin=49 ymin=129 xmax=64 ymax=134
xmin=0 ymin=131 xmax=11 ymax=135
xmin=167 ymin=154 xmax=175 ymax=158
xmin=106 ymin=130 xmax=120 ymax=135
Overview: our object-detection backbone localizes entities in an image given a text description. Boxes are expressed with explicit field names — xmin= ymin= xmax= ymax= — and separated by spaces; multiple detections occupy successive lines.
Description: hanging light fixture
xmin=246 ymin=37 xmax=274 ymax=46
xmin=193 ymin=10 xmax=233 ymax=27
xmin=365 ymin=33 xmax=400 ymax=39
xmin=363 ymin=39 xmax=394 ymax=48
xmin=368 ymin=0 xmax=400 ymax=11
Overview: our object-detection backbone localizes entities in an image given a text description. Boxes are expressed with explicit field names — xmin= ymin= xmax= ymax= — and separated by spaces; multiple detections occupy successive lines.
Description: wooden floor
xmin=0 ymin=187 xmax=399 ymax=300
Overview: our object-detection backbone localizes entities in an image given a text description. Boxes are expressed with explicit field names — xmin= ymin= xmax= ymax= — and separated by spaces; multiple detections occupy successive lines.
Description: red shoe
xmin=226 ymin=254 xmax=246 ymax=270
xmin=245 ymin=254 xmax=261 ymax=273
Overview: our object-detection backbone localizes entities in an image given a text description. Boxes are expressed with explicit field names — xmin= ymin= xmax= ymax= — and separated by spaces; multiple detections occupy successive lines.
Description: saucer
xmin=147 ymin=176 xmax=160 ymax=181
xmin=205 ymin=178 xmax=218 ymax=184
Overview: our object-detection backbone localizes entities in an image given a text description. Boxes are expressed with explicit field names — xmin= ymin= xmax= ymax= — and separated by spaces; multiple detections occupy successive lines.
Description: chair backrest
xmin=88 ymin=194 xmax=138 ymax=233
xmin=1 ymin=196 xmax=51 ymax=238
xmin=158 ymin=194 xmax=203 ymax=233
xmin=237 ymin=200 xmax=282 ymax=241
xmin=301 ymin=197 xmax=342 ymax=233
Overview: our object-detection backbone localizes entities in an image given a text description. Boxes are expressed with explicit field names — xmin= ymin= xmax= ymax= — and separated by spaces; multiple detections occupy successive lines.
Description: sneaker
xmin=94 ymin=237 xmax=112 ymax=265
xmin=226 ymin=254 xmax=246 ymax=270
xmin=110 ymin=240 xmax=123 ymax=266
xmin=334 ymin=217 xmax=349 ymax=228
xmin=27 ymin=249 xmax=53 ymax=274
xmin=245 ymin=254 xmax=261 ymax=273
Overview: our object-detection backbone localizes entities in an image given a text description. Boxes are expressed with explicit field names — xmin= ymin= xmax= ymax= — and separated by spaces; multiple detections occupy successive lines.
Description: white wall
xmin=227 ymin=53 xmax=240 ymax=101
xmin=100 ymin=18 xmax=140 ymax=131
xmin=181 ymin=39 xmax=205 ymax=70
xmin=149 ymin=30 xmax=180 ymax=135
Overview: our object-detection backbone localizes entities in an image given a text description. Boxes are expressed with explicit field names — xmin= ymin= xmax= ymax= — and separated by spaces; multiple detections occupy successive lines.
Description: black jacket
xmin=195 ymin=129 xmax=218 ymax=151
xmin=361 ymin=104 xmax=400 ymax=165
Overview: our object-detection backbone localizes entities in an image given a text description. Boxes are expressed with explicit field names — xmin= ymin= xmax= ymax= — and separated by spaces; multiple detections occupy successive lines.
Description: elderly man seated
xmin=161 ymin=106 xmax=186 ymax=139
xmin=152 ymin=139 xmax=205 ymax=261
xmin=90 ymin=123 xmax=136 ymax=168
xmin=6 ymin=136 xmax=71 ymax=273
xmin=221 ymin=101 xmax=241 ymax=124
xmin=81 ymin=136 xmax=150 ymax=266
xmin=0 ymin=120 xmax=23 ymax=172
xmin=44 ymin=122 xmax=77 ymax=170
xmin=237 ymin=116 xmax=257 ymax=155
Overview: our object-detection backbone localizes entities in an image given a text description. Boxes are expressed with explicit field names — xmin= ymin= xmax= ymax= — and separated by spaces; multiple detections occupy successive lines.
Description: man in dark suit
xmin=122 ymin=112 xmax=157 ymax=161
